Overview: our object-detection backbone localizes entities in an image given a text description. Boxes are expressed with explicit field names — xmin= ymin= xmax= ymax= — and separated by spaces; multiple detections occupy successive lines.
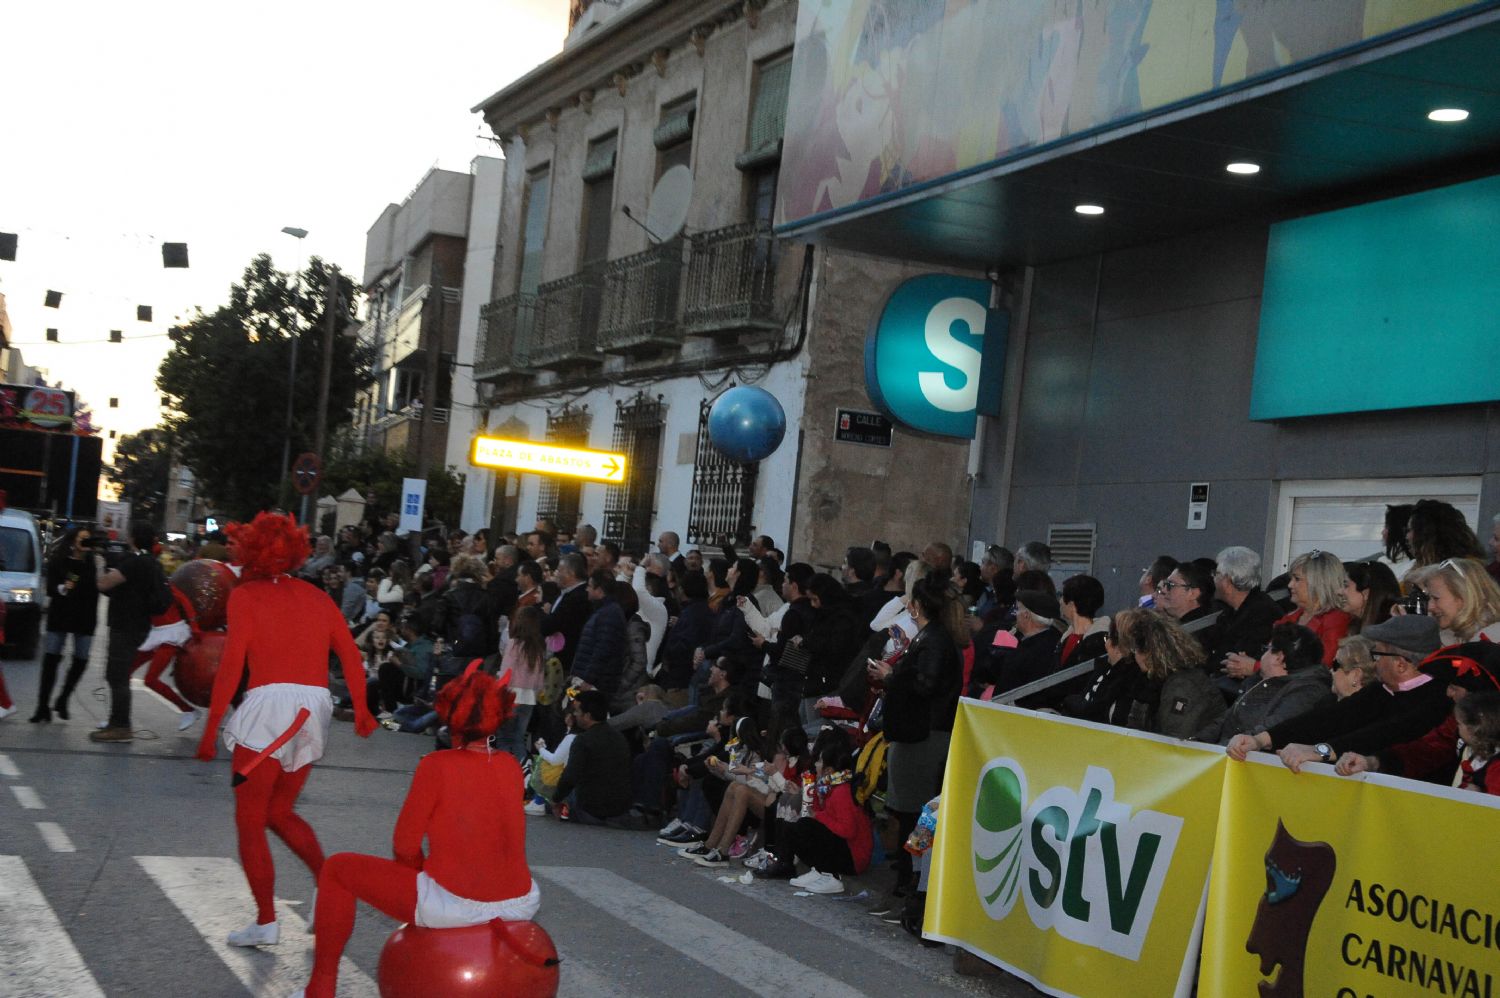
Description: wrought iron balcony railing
xmin=597 ymin=241 xmax=686 ymax=355
xmin=474 ymin=293 xmax=539 ymax=381
xmin=683 ymin=222 xmax=780 ymax=338
xmin=531 ymin=268 xmax=605 ymax=368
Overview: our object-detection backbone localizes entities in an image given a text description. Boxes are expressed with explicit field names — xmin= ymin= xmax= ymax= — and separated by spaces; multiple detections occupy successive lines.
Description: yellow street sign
xmin=469 ymin=435 xmax=627 ymax=484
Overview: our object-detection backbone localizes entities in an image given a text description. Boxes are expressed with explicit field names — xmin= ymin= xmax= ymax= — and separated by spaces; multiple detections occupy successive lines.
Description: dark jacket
xmin=436 ymin=580 xmax=497 ymax=657
xmin=970 ymin=627 xmax=1060 ymax=698
xmin=765 ymin=597 xmax=816 ymax=701
xmin=1021 ymin=626 xmax=1107 ymax=710
xmin=1153 ymin=669 xmax=1227 ymax=738
xmin=659 ymin=598 xmax=714 ymax=690
xmin=846 ymin=579 xmax=886 ymax=627
xmin=486 ymin=565 xmax=519 ymax=621
xmin=803 ymin=601 xmax=866 ymax=698
xmin=1265 ymin=659 xmax=1457 ymax=756
xmin=702 ymin=600 xmax=760 ymax=681
xmin=611 ymin=615 xmax=651 ymax=714
xmin=1194 ymin=664 xmax=1333 ymax=744
xmin=1201 ymin=588 xmax=1285 ymax=669
xmin=552 ymin=721 xmax=632 ymax=818
xmin=571 ymin=597 xmax=628 ymax=699
xmin=656 ymin=685 xmax=729 ymax=738
xmin=882 ymin=623 xmax=963 ymax=743
xmin=1060 ymin=656 xmax=1138 ymax=724
xmin=46 ymin=552 xmax=99 ymax=635
xmin=541 ymin=584 xmax=592 ymax=671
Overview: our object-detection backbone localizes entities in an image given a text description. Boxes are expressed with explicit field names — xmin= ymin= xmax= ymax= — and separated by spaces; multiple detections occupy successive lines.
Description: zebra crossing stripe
xmin=0 ymin=753 xmax=20 ymax=777
xmin=0 ymin=856 xmax=106 ymax=998
xmin=35 ymin=821 xmax=76 ymax=853
xmin=136 ymin=855 xmax=379 ymax=997
xmin=535 ymin=866 xmax=869 ymax=998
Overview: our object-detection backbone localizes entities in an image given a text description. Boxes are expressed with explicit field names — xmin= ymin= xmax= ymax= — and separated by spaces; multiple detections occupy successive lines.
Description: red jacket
xmin=813 ymin=781 xmax=872 ymax=873
xmin=1386 ymin=714 xmax=1500 ymax=796
xmin=1276 ymin=608 xmax=1353 ymax=667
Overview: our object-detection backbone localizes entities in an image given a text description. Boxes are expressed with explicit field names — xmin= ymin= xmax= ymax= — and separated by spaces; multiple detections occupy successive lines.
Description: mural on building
xmin=776 ymin=0 xmax=1480 ymax=227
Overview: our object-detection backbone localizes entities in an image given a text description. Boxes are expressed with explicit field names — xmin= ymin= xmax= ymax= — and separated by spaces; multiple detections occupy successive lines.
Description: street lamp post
xmin=277 ymin=227 xmax=306 ymax=513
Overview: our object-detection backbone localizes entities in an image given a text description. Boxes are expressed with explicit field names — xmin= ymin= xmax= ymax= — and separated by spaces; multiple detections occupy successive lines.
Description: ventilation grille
xmin=1047 ymin=522 xmax=1097 ymax=574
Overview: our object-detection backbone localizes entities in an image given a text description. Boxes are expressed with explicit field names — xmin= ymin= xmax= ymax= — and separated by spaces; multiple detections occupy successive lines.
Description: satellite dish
xmin=645 ymin=165 xmax=693 ymax=242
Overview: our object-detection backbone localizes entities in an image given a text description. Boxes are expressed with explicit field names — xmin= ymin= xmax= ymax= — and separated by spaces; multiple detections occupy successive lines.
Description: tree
xmin=321 ymin=446 xmax=466 ymax=530
xmin=108 ymin=427 xmax=175 ymax=527
xmin=157 ymin=255 xmax=366 ymax=518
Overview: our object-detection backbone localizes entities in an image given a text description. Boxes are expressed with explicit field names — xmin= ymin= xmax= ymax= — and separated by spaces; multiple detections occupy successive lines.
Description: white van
xmin=0 ymin=506 xmax=45 ymax=657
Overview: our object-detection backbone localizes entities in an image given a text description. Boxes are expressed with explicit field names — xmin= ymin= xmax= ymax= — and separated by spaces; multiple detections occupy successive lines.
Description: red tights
xmin=306 ymin=853 xmax=417 ymax=998
xmin=231 ymin=746 xmax=322 ymax=924
xmin=130 ymin=646 xmax=194 ymax=712
xmin=0 ymin=666 xmax=11 ymax=709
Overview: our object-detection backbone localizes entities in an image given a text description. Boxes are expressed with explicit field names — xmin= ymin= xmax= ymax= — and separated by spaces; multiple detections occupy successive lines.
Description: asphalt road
xmin=0 ymin=633 xmax=1035 ymax=998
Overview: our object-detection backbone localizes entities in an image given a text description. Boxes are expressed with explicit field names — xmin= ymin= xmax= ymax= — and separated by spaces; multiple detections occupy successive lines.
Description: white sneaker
xmin=804 ymin=872 xmax=845 ymax=895
xmin=226 ymin=920 xmax=279 ymax=947
xmin=523 ymin=799 xmax=548 ymax=816
xmin=657 ymin=818 xmax=684 ymax=838
xmin=0 ymin=704 xmax=15 ymax=721
xmin=96 ymin=719 xmax=110 ymax=730
xmin=789 ymin=869 xmax=820 ymax=889
xmin=177 ymin=708 xmax=201 ymax=732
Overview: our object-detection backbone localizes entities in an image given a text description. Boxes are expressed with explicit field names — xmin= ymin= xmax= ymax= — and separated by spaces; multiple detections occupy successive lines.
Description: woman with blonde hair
xmin=1418 ymin=556 xmax=1500 ymax=644
xmin=1121 ymin=611 xmax=1225 ymax=737
xmin=1277 ymin=550 xmax=1353 ymax=666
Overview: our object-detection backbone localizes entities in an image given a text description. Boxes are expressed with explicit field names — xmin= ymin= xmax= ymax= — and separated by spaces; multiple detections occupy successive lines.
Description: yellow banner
xmin=1201 ymin=757 xmax=1500 ymax=998
xmin=925 ymin=701 xmax=1226 ymax=998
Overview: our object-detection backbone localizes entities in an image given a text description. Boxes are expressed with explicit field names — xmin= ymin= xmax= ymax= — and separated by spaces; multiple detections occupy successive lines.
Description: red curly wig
xmin=225 ymin=512 xmax=310 ymax=580
xmin=435 ymin=663 xmax=516 ymax=745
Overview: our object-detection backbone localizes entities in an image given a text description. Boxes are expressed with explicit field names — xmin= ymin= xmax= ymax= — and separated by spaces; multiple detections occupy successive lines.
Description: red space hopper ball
xmin=173 ymin=631 xmax=226 ymax=709
xmin=169 ymin=559 xmax=238 ymax=630
xmin=378 ymin=919 xmax=560 ymax=998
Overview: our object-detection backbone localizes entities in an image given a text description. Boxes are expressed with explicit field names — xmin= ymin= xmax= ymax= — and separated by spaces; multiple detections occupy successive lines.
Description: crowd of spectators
xmin=146 ymin=498 xmax=1500 ymax=942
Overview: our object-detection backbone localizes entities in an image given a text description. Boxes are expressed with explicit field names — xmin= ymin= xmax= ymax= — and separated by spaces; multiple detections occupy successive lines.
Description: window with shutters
xmin=737 ymin=51 xmax=792 ymax=171
xmin=655 ymin=94 xmax=696 ymax=178
xmin=1047 ymin=523 xmax=1097 ymax=576
xmin=686 ymin=396 xmax=758 ymax=547
xmin=602 ymin=394 xmax=666 ymax=556
xmin=534 ymin=407 xmax=592 ymax=534
xmin=518 ymin=167 xmax=551 ymax=295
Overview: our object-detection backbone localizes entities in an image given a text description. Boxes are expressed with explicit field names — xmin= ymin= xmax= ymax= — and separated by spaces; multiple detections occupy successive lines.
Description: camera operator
xmin=90 ymin=522 xmax=160 ymax=743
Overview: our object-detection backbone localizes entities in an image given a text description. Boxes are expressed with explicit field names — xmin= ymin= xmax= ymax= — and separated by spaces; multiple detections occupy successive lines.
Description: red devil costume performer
xmin=195 ymin=512 xmax=376 ymax=948
xmin=130 ymin=583 xmax=201 ymax=729
xmin=301 ymin=662 xmax=536 ymax=998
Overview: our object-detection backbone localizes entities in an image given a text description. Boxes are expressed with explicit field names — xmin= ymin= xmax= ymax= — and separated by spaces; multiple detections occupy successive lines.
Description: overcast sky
xmin=0 ymin=0 xmax=566 ymax=464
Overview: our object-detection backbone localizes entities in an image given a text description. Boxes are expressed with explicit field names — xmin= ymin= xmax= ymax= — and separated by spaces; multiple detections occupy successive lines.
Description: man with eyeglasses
xmin=1226 ymin=616 xmax=1454 ymax=772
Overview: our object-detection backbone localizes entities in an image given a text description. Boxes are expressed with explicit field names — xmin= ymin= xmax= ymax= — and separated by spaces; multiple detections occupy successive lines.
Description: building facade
xmin=462 ymin=0 xmax=975 ymax=564
xmin=355 ymin=162 xmax=503 ymax=476
xmin=774 ymin=0 xmax=1500 ymax=605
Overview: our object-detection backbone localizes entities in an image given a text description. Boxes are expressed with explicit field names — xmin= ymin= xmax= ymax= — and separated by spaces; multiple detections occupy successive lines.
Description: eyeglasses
xmin=1440 ymin=558 xmax=1469 ymax=580
xmin=1156 ymin=581 xmax=1194 ymax=594
xmin=1370 ymin=650 xmax=1406 ymax=662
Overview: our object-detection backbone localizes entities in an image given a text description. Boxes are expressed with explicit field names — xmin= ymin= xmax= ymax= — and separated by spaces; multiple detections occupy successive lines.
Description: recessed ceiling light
xmin=1226 ymin=161 xmax=1261 ymax=175
xmin=1428 ymin=107 xmax=1469 ymax=122
xmin=1074 ymin=203 xmax=1104 ymax=216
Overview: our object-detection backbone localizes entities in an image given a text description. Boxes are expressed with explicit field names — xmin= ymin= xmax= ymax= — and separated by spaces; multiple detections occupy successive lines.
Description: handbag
xmin=777 ymin=641 xmax=813 ymax=676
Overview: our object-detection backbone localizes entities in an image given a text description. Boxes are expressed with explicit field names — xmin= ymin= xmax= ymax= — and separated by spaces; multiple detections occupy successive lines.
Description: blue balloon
xmin=708 ymin=386 xmax=787 ymax=463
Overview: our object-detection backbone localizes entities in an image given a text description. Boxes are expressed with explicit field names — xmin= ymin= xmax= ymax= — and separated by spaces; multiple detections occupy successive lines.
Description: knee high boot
xmin=30 ymin=653 xmax=61 ymax=722
xmin=54 ymin=656 xmax=90 ymax=720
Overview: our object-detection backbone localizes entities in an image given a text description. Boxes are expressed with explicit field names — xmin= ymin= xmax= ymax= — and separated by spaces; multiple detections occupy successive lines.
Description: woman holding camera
xmin=1416 ymin=557 xmax=1500 ymax=645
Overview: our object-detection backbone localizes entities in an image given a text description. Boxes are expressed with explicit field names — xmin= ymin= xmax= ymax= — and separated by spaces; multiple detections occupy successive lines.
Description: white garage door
xmin=1272 ymin=477 xmax=1482 ymax=574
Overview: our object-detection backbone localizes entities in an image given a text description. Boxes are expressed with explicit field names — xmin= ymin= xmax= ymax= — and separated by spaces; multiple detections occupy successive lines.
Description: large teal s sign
xmin=864 ymin=274 xmax=1008 ymax=439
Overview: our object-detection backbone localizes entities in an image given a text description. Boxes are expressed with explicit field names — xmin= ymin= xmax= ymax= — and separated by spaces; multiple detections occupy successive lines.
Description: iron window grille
xmin=686 ymin=395 xmax=759 ymax=547
xmin=535 ymin=406 xmax=591 ymax=534
xmin=602 ymin=394 xmax=667 ymax=555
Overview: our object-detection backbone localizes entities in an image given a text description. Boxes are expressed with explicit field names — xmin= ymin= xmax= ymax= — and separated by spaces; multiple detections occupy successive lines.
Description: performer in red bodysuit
xmin=301 ymin=662 xmax=536 ymax=998
xmin=196 ymin=512 xmax=376 ymax=948
xmin=129 ymin=583 xmax=201 ymax=730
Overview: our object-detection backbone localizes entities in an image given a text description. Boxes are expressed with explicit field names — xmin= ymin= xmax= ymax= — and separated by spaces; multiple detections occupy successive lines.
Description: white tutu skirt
xmin=415 ymin=875 xmax=541 ymax=929
xmin=138 ymin=620 xmax=192 ymax=652
xmin=222 ymin=683 xmax=332 ymax=772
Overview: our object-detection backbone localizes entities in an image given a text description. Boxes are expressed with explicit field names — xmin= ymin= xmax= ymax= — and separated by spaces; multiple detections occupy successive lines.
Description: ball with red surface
xmin=377 ymin=920 xmax=559 ymax=998
xmin=173 ymin=631 xmax=225 ymax=709
xmin=169 ymin=559 xmax=237 ymax=630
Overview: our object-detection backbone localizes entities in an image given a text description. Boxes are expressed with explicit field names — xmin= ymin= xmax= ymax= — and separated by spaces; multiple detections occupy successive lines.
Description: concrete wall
xmin=795 ymin=248 xmax=976 ymax=567
xmin=450 ymin=157 xmax=506 ymax=487
xmin=973 ymin=221 xmax=1500 ymax=612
